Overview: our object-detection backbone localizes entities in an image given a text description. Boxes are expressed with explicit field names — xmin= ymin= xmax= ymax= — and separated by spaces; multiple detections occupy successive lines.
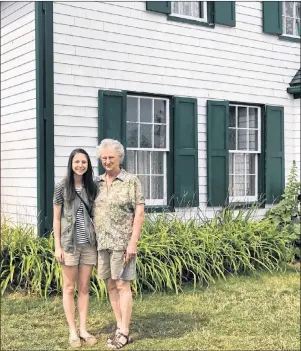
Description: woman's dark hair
xmin=65 ymin=148 xmax=97 ymax=204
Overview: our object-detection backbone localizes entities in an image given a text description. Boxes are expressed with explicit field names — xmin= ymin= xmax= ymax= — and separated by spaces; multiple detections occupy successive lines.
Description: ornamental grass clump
xmin=0 ymin=205 xmax=296 ymax=299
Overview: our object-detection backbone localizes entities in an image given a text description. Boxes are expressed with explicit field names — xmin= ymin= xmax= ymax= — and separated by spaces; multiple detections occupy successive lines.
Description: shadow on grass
xmin=92 ymin=312 xmax=209 ymax=341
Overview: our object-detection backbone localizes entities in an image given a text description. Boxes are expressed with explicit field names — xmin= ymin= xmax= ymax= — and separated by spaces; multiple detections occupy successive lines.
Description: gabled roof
xmin=287 ymin=69 xmax=301 ymax=98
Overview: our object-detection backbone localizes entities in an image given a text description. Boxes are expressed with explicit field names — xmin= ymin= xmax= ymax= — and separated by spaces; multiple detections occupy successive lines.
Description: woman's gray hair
xmin=96 ymin=139 xmax=125 ymax=164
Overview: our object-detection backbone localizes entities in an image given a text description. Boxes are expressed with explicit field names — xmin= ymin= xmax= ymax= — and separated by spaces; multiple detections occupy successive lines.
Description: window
xmin=282 ymin=1 xmax=300 ymax=37
xmin=126 ymin=96 xmax=170 ymax=206
xmin=171 ymin=1 xmax=207 ymax=22
xmin=228 ymin=105 xmax=261 ymax=202
xmin=99 ymin=90 xmax=199 ymax=209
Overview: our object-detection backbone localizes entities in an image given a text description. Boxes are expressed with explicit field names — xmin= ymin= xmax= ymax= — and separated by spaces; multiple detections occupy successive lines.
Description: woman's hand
xmin=125 ymin=240 xmax=137 ymax=263
xmin=54 ymin=247 xmax=64 ymax=263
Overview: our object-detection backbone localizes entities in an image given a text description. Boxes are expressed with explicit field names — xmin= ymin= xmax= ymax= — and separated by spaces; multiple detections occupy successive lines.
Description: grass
xmin=1 ymin=267 xmax=300 ymax=351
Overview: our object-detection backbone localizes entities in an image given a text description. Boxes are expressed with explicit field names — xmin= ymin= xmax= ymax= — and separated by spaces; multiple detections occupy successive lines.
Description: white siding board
xmin=53 ymin=1 xmax=300 ymax=211
xmin=2 ymin=187 xmax=37 ymax=197
xmin=1 ymin=17 xmax=35 ymax=45
xmin=1 ymin=108 xmax=36 ymax=124
xmin=2 ymin=149 xmax=36 ymax=160
xmin=1 ymin=2 xmax=37 ymax=226
xmin=1 ymin=2 xmax=34 ymax=28
xmin=1 ymin=61 xmax=35 ymax=82
xmin=1 ymin=80 xmax=36 ymax=99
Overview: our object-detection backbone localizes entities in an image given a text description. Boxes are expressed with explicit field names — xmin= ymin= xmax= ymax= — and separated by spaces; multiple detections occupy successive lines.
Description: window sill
xmin=145 ymin=205 xmax=175 ymax=213
xmin=278 ymin=35 xmax=301 ymax=43
xmin=227 ymin=201 xmax=265 ymax=209
xmin=167 ymin=14 xmax=214 ymax=28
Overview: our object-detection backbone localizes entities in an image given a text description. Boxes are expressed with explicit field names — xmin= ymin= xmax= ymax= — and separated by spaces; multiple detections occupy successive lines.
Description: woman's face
xmin=100 ymin=147 xmax=121 ymax=173
xmin=72 ymin=153 xmax=88 ymax=176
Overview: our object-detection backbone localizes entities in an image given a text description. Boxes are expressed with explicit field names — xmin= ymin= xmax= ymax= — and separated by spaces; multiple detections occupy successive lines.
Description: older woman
xmin=94 ymin=139 xmax=145 ymax=349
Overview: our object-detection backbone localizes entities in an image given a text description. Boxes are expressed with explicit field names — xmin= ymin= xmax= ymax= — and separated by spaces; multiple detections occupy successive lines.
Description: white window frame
xmin=171 ymin=1 xmax=207 ymax=23
xmin=126 ymin=95 xmax=170 ymax=206
xmin=229 ymin=104 xmax=261 ymax=203
xmin=282 ymin=1 xmax=300 ymax=37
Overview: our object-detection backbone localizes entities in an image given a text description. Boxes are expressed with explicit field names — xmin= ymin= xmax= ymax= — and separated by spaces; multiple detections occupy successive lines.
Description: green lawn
xmin=1 ymin=268 xmax=300 ymax=350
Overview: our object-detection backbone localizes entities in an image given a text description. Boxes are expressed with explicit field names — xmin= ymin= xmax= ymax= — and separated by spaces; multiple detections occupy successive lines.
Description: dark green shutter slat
xmin=98 ymin=90 xmax=126 ymax=173
xmin=215 ymin=2 xmax=236 ymax=27
xmin=262 ymin=1 xmax=282 ymax=34
xmin=173 ymin=97 xmax=199 ymax=207
xmin=146 ymin=1 xmax=171 ymax=14
xmin=207 ymin=100 xmax=229 ymax=206
xmin=265 ymin=105 xmax=284 ymax=204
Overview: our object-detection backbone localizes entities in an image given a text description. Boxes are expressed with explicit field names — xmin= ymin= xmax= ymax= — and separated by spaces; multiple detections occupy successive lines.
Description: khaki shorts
xmin=97 ymin=250 xmax=136 ymax=281
xmin=63 ymin=243 xmax=97 ymax=266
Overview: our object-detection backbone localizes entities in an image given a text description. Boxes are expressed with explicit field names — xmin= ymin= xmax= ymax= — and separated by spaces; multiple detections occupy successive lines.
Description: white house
xmin=1 ymin=1 xmax=300 ymax=236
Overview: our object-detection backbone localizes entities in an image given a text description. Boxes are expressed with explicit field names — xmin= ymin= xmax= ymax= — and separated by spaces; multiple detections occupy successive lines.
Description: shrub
xmin=266 ymin=161 xmax=300 ymax=261
xmin=1 ymin=205 xmax=296 ymax=299
xmin=267 ymin=161 xmax=300 ymax=225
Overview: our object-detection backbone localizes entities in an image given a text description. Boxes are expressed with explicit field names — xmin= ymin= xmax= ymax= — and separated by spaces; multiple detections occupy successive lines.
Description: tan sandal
xmin=80 ymin=334 xmax=98 ymax=346
xmin=69 ymin=335 xmax=81 ymax=348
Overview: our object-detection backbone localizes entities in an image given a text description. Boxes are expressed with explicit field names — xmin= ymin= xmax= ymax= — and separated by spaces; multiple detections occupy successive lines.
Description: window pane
xmin=138 ymin=175 xmax=150 ymax=199
xmin=296 ymin=2 xmax=301 ymax=18
xmin=249 ymin=108 xmax=258 ymax=128
xmin=238 ymin=130 xmax=247 ymax=150
xmin=126 ymin=123 xmax=138 ymax=147
xmin=151 ymin=152 xmax=164 ymax=174
xmin=151 ymin=176 xmax=164 ymax=199
xmin=137 ymin=151 xmax=150 ymax=174
xmin=234 ymin=154 xmax=244 ymax=175
xmin=154 ymin=100 xmax=166 ymax=124
xmin=127 ymin=97 xmax=138 ymax=122
xmin=191 ymin=2 xmax=200 ymax=17
xmin=246 ymin=154 xmax=256 ymax=174
xmin=285 ymin=2 xmax=294 ymax=17
xmin=229 ymin=175 xmax=234 ymax=196
xmin=229 ymin=106 xmax=236 ymax=127
xmin=234 ymin=176 xmax=245 ymax=196
xmin=140 ymin=98 xmax=152 ymax=123
xmin=246 ymin=175 xmax=256 ymax=196
xmin=140 ymin=124 xmax=152 ymax=148
xmin=229 ymin=153 xmax=234 ymax=174
xmin=296 ymin=19 xmax=300 ymax=35
xmin=229 ymin=129 xmax=236 ymax=150
xmin=249 ymin=130 xmax=258 ymax=151
xmin=238 ymin=107 xmax=247 ymax=128
xmin=154 ymin=125 xmax=166 ymax=148
xmin=286 ymin=17 xmax=294 ymax=35
xmin=172 ymin=1 xmax=200 ymax=18
xmin=126 ymin=150 xmax=136 ymax=173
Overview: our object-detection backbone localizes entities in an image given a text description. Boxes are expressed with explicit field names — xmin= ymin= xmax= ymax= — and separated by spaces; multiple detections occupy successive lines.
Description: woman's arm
xmin=53 ymin=204 xmax=64 ymax=262
xmin=126 ymin=203 xmax=144 ymax=263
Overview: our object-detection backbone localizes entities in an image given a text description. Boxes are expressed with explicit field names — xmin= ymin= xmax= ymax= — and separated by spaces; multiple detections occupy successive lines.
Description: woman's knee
xmin=63 ymin=284 xmax=75 ymax=296
xmin=78 ymin=284 xmax=89 ymax=295
xmin=106 ymin=278 xmax=118 ymax=293
xmin=116 ymin=280 xmax=131 ymax=293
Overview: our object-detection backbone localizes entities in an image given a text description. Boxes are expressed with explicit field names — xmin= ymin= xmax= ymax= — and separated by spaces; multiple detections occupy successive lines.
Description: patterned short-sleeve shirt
xmin=94 ymin=168 xmax=145 ymax=251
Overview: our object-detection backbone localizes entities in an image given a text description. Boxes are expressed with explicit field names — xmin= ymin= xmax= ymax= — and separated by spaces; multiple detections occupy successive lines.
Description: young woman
xmin=53 ymin=149 xmax=98 ymax=348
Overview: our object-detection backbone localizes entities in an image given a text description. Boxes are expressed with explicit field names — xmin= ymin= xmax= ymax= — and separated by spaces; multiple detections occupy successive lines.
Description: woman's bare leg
xmin=77 ymin=264 xmax=94 ymax=338
xmin=106 ymin=278 xmax=122 ymax=330
xmin=62 ymin=265 xmax=78 ymax=338
xmin=116 ymin=280 xmax=132 ymax=337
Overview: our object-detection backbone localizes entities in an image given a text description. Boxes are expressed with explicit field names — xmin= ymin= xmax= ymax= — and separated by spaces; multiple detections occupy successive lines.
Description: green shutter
xmin=262 ymin=1 xmax=282 ymax=34
xmin=265 ymin=105 xmax=284 ymax=204
xmin=98 ymin=90 xmax=127 ymax=172
xmin=215 ymin=2 xmax=236 ymax=27
xmin=173 ymin=97 xmax=199 ymax=207
xmin=146 ymin=1 xmax=171 ymax=14
xmin=207 ymin=100 xmax=229 ymax=206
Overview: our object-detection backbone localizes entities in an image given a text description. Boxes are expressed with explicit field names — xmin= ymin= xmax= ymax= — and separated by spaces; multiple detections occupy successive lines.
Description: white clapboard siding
xmin=53 ymin=1 xmax=300 ymax=215
xmin=0 ymin=1 xmax=37 ymax=225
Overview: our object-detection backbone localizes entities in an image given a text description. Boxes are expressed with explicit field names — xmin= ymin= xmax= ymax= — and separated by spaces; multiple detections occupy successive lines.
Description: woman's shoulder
xmin=54 ymin=178 xmax=67 ymax=192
